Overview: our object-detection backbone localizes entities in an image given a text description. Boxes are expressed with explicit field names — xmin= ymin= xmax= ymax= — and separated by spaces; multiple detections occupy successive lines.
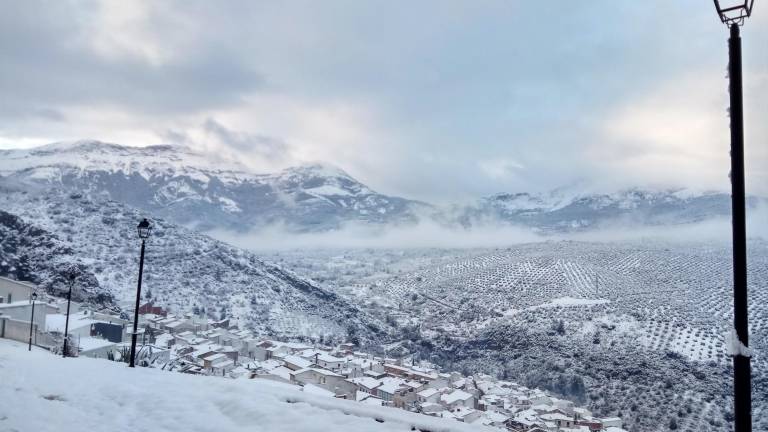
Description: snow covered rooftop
xmin=0 ymin=339 xmax=492 ymax=432
xmin=441 ymin=389 xmax=474 ymax=404
xmin=77 ymin=337 xmax=117 ymax=352
xmin=45 ymin=312 xmax=99 ymax=332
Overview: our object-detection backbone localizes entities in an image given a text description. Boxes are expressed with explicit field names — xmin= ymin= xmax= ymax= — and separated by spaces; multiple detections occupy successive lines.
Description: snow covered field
xmin=0 ymin=340 xmax=488 ymax=432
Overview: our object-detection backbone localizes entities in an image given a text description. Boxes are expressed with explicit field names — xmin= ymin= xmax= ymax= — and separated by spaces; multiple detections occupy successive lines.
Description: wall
xmin=0 ymin=317 xmax=37 ymax=344
xmin=0 ymin=277 xmax=36 ymax=304
xmin=0 ymin=303 xmax=46 ymax=329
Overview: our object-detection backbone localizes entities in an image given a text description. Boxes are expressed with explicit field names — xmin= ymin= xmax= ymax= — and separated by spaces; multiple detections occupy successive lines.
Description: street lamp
xmin=129 ymin=218 xmax=152 ymax=368
xmin=62 ymin=268 xmax=77 ymax=358
xmin=28 ymin=292 xmax=37 ymax=351
xmin=713 ymin=1 xmax=755 ymax=431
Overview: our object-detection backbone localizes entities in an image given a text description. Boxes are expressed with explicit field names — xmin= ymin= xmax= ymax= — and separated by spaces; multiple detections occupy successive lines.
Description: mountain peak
xmin=283 ymin=162 xmax=352 ymax=179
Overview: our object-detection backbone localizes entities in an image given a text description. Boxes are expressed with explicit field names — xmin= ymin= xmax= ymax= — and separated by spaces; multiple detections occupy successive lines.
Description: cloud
xmin=478 ymin=158 xmax=525 ymax=180
xmin=0 ymin=1 xmax=766 ymax=201
xmin=593 ymin=70 xmax=768 ymax=194
xmin=209 ymin=220 xmax=542 ymax=251
xmin=207 ymin=204 xmax=768 ymax=251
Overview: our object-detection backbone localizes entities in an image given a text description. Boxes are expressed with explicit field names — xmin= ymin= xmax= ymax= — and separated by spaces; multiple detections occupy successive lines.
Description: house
xmin=202 ymin=352 xmax=235 ymax=375
xmin=417 ymin=388 xmax=441 ymax=404
xmin=0 ymin=300 xmax=47 ymax=331
xmin=137 ymin=301 xmax=167 ymax=316
xmin=540 ymin=412 xmax=576 ymax=429
xmin=91 ymin=321 xmax=124 ymax=343
xmin=45 ymin=312 xmax=98 ymax=338
xmin=420 ymin=402 xmax=444 ymax=415
xmin=202 ymin=352 xmax=229 ymax=369
xmin=552 ymin=397 xmax=575 ymax=415
xmin=301 ymin=351 xmax=345 ymax=370
xmin=211 ymin=359 xmax=235 ymax=376
xmin=283 ymin=354 xmax=313 ymax=371
xmin=384 ymin=363 xmax=436 ymax=382
xmin=78 ymin=337 xmax=117 ymax=359
xmin=251 ymin=340 xmax=275 ymax=361
xmin=440 ymin=389 xmax=475 ymax=410
xmin=481 ymin=410 xmax=509 ymax=427
xmin=0 ymin=276 xmax=36 ymax=304
xmin=290 ymin=368 xmax=356 ymax=397
xmin=0 ymin=300 xmax=51 ymax=345
xmin=375 ymin=377 xmax=408 ymax=403
xmin=602 ymin=417 xmax=623 ymax=428
xmin=349 ymin=377 xmax=382 ymax=395
xmin=452 ymin=407 xmax=482 ymax=423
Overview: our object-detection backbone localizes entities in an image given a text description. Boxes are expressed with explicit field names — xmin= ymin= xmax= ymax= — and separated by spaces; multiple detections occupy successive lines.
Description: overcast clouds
xmin=0 ymin=0 xmax=766 ymax=201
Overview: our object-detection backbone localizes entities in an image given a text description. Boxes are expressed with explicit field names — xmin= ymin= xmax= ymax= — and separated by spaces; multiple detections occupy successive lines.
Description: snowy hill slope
xmin=0 ymin=209 xmax=113 ymax=307
xmin=0 ymin=140 xmax=429 ymax=232
xmin=0 ymin=340 xmax=488 ymax=432
xmin=0 ymin=182 xmax=390 ymax=342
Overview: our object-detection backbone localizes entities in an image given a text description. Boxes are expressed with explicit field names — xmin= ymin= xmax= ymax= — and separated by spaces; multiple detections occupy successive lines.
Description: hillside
xmin=0 ymin=182 xmax=390 ymax=343
xmin=0 ymin=339 xmax=487 ymax=432
xmin=0 ymin=140 xmax=428 ymax=232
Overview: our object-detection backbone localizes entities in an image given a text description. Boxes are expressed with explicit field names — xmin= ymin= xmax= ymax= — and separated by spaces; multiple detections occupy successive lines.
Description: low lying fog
xmin=209 ymin=205 xmax=768 ymax=251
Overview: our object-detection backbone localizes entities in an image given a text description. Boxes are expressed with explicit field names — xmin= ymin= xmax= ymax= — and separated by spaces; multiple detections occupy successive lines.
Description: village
xmin=0 ymin=275 xmax=625 ymax=432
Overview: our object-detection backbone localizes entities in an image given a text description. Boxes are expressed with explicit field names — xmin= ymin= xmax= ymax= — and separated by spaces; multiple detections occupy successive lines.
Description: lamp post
xmin=129 ymin=218 xmax=152 ymax=368
xmin=713 ymin=2 xmax=755 ymax=431
xmin=62 ymin=269 xmax=77 ymax=358
xmin=28 ymin=292 xmax=37 ymax=351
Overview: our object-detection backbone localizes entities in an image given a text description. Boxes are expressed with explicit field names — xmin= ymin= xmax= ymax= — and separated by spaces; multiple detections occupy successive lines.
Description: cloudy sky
xmin=0 ymin=1 xmax=766 ymax=202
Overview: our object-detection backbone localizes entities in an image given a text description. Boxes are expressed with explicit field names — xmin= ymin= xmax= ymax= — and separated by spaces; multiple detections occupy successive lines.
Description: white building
xmin=440 ymin=389 xmax=475 ymax=410
xmin=0 ymin=276 xmax=35 ymax=304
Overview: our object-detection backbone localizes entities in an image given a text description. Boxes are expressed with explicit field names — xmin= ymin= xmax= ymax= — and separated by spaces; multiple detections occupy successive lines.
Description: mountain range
xmin=2 ymin=140 xmax=761 ymax=236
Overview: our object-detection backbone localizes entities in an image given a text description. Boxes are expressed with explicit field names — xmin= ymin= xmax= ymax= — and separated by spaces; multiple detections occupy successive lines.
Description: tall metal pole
xmin=62 ymin=278 xmax=74 ymax=358
xmin=727 ymin=22 xmax=751 ymax=432
xmin=129 ymin=239 xmax=146 ymax=368
xmin=28 ymin=298 xmax=36 ymax=351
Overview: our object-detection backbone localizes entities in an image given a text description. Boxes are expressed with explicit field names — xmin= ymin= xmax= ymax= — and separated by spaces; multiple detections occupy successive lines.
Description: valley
xmin=1 ymin=141 xmax=766 ymax=432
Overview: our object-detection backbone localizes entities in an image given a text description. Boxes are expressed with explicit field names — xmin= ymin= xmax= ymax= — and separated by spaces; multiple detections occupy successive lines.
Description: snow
xmin=724 ymin=328 xmax=753 ymax=358
xmin=45 ymin=312 xmax=99 ymax=332
xmin=441 ymin=389 xmax=473 ymax=404
xmin=0 ymin=339 xmax=491 ymax=432
xmin=530 ymin=297 xmax=610 ymax=309
xmin=306 ymin=185 xmax=352 ymax=197
xmin=77 ymin=337 xmax=116 ymax=352
xmin=302 ymin=383 xmax=335 ymax=398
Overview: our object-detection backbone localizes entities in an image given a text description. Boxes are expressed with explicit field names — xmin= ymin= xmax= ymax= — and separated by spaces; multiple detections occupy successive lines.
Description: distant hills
xmin=1 ymin=140 xmax=762 ymax=234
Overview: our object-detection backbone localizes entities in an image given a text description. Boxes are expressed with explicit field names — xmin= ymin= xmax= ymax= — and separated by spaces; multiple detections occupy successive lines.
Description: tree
xmin=668 ymin=417 xmax=678 ymax=430
xmin=346 ymin=325 xmax=360 ymax=346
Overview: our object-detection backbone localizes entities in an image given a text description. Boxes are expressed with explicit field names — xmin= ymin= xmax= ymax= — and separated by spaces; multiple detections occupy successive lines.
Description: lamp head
xmin=714 ymin=0 xmax=755 ymax=25
xmin=137 ymin=218 xmax=152 ymax=240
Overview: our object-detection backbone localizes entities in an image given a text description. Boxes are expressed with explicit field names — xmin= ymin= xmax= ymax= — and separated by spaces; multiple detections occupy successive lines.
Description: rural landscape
xmin=0 ymin=2 xmax=765 ymax=432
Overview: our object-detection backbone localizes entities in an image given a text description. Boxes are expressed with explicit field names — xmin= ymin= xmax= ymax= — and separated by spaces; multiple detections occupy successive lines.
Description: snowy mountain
xmin=2 ymin=140 xmax=761 ymax=235
xmin=458 ymin=187 xmax=762 ymax=232
xmin=0 ymin=140 xmax=429 ymax=232
xmin=0 ymin=181 xmax=391 ymax=342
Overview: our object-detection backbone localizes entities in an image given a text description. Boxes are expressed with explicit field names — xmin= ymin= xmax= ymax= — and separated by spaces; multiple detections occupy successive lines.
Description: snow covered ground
xmin=0 ymin=340 xmax=489 ymax=432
